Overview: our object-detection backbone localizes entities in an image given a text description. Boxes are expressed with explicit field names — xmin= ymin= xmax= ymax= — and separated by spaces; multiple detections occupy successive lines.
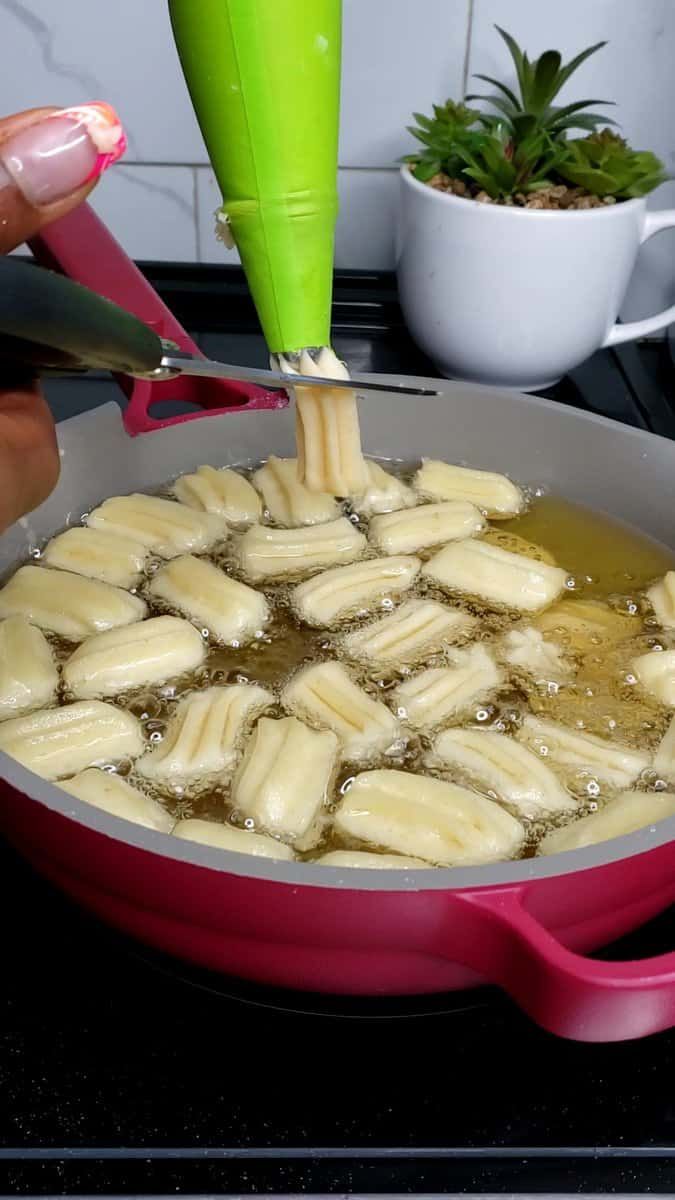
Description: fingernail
xmin=0 ymin=102 xmax=126 ymax=207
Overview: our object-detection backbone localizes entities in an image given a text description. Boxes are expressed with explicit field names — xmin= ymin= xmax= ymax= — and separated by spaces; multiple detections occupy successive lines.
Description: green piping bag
xmin=169 ymin=0 xmax=340 ymax=354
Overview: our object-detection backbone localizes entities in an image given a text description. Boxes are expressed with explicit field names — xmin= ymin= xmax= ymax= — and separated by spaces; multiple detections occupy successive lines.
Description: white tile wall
xmin=0 ymin=0 xmax=206 ymax=163
xmin=195 ymin=167 xmax=238 ymax=265
xmin=0 ymin=0 xmax=672 ymax=317
xmin=339 ymin=0 xmax=470 ymax=167
xmin=86 ymin=164 xmax=197 ymax=262
xmin=335 ymin=168 xmax=400 ymax=270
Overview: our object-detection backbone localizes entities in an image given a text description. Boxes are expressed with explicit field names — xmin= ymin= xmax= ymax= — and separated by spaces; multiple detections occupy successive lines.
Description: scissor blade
xmin=160 ymin=354 xmax=439 ymax=396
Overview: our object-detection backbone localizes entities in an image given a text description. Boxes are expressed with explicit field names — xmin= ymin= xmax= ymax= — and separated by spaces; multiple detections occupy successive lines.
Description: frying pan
xmin=0 ymin=204 xmax=673 ymax=1043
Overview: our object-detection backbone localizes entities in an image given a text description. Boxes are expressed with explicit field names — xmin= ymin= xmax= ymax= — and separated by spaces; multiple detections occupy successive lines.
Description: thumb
xmin=0 ymin=103 xmax=126 ymax=254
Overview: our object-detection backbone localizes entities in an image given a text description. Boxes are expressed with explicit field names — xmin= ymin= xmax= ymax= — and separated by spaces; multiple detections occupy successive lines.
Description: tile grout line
xmin=122 ymin=162 xmax=402 ymax=174
xmin=461 ymin=0 xmax=475 ymax=96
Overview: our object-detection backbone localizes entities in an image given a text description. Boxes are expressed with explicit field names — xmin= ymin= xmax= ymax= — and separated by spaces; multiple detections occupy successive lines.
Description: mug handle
xmin=603 ymin=208 xmax=675 ymax=347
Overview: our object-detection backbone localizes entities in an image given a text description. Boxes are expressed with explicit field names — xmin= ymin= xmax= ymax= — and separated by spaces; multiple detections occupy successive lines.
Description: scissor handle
xmin=28 ymin=203 xmax=224 ymax=364
xmin=28 ymin=203 xmax=285 ymax=435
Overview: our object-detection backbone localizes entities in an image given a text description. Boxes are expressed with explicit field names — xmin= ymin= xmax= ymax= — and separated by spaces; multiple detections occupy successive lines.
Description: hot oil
xmin=17 ymin=463 xmax=675 ymax=864
xmin=501 ymin=495 xmax=675 ymax=750
xmin=501 ymin=495 xmax=675 ymax=598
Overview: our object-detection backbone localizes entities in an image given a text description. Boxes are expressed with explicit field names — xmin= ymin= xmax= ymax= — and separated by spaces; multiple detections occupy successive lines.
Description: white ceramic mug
xmin=396 ymin=165 xmax=675 ymax=391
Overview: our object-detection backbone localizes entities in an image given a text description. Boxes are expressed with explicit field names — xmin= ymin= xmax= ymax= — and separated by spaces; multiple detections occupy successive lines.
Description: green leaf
xmin=522 ymin=178 xmax=555 ymax=193
xmin=475 ymin=112 xmax=501 ymax=131
xmin=561 ymin=165 xmax=618 ymax=193
xmin=487 ymin=119 xmax=513 ymax=147
xmin=411 ymin=112 xmax=434 ymax=131
xmin=556 ymin=41 xmax=607 ymax=93
xmin=480 ymin=140 xmax=509 ymax=174
xmin=552 ymin=113 xmax=617 ymax=134
xmin=472 ymin=73 xmax=520 ymax=110
xmin=462 ymin=166 xmax=501 ymax=198
xmin=495 ymin=26 xmax=529 ymax=96
xmin=630 ymin=149 xmax=665 ymax=171
xmin=406 ymin=126 xmax=436 ymax=147
xmin=465 ymin=92 xmax=515 ymax=120
xmin=520 ymin=50 xmax=536 ymax=102
xmin=529 ymin=49 xmax=562 ymax=112
xmin=432 ymin=104 xmax=452 ymax=123
xmin=549 ymin=99 xmax=615 ymax=122
xmin=475 ymin=140 xmax=517 ymax=188
xmin=413 ymin=159 xmax=443 ymax=182
xmin=621 ymin=169 xmax=669 ymax=197
xmin=510 ymin=112 xmax=538 ymax=139
xmin=430 ymin=100 xmax=481 ymax=128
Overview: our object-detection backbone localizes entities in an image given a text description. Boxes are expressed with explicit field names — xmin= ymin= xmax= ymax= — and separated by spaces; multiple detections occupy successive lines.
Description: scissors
xmin=0 ymin=258 xmax=438 ymax=397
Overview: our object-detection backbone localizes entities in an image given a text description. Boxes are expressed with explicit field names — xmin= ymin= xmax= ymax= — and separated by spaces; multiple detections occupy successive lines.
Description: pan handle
xmin=28 ymin=202 xmax=285 ymax=434
xmin=452 ymin=885 xmax=675 ymax=1042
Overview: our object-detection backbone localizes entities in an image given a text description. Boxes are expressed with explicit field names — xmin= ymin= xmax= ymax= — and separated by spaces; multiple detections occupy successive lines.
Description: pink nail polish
xmin=0 ymin=101 xmax=126 ymax=207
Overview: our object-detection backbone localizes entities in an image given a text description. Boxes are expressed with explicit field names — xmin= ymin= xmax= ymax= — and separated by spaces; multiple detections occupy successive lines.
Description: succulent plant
xmin=402 ymin=101 xmax=484 ymax=183
xmin=557 ymin=129 xmax=668 ymax=198
xmin=403 ymin=27 xmax=667 ymax=204
xmin=467 ymin=27 xmax=614 ymax=141
xmin=453 ymin=120 xmax=568 ymax=199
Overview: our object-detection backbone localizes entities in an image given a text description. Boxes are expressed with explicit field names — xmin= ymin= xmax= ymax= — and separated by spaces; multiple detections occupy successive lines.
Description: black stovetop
xmin=3 ymin=266 xmax=675 ymax=1195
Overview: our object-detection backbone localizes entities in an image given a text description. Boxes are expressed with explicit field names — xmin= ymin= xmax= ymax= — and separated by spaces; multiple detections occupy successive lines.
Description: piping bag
xmin=168 ymin=0 xmax=368 ymax=494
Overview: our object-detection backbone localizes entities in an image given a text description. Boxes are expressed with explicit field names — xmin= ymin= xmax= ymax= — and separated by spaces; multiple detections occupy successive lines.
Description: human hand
xmin=0 ymin=103 xmax=126 ymax=531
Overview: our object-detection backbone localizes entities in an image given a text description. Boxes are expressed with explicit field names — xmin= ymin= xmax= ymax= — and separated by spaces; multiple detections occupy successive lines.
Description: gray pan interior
xmin=1 ymin=379 xmax=674 ymax=892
